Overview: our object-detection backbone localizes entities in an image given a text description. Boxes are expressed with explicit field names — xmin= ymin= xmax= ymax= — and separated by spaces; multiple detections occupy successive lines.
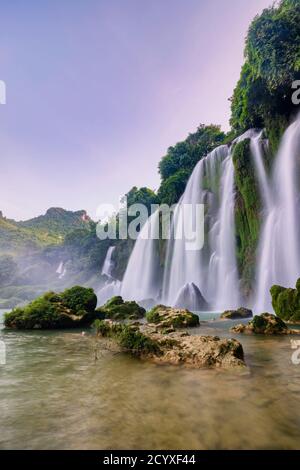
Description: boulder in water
xmin=221 ymin=307 xmax=253 ymax=320
xmin=94 ymin=320 xmax=245 ymax=369
xmin=146 ymin=304 xmax=199 ymax=328
xmin=231 ymin=313 xmax=300 ymax=335
xmin=96 ymin=295 xmax=146 ymax=320
xmin=270 ymin=279 xmax=300 ymax=323
xmin=4 ymin=286 xmax=102 ymax=329
xmin=174 ymin=282 xmax=209 ymax=311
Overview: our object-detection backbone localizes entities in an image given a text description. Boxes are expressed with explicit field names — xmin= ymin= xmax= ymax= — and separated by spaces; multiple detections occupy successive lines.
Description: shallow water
xmin=1 ymin=310 xmax=300 ymax=450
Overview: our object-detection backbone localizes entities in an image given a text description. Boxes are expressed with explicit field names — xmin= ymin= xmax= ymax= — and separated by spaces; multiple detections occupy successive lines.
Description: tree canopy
xmin=230 ymin=0 xmax=300 ymax=132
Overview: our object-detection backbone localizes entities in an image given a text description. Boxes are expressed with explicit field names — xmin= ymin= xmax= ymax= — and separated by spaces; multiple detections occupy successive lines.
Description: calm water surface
xmin=1 ymin=309 xmax=300 ymax=449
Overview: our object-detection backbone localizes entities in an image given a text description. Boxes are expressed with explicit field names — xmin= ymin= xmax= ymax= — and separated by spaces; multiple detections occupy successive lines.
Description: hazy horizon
xmin=0 ymin=0 xmax=273 ymax=221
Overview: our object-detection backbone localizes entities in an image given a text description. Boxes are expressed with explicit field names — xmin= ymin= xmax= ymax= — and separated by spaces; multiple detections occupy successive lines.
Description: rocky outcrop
xmin=146 ymin=305 xmax=199 ymax=328
xmin=96 ymin=295 xmax=145 ymax=320
xmin=174 ymin=282 xmax=209 ymax=311
xmin=231 ymin=313 xmax=300 ymax=335
xmin=4 ymin=286 xmax=102 ymax=329
xmin=270 ymin=279 xmax=300 ymax=323
xmin=221 ymin=307 xmax=253 ymax=320
xmin=94 ymin=320 xmax=245 ymax=369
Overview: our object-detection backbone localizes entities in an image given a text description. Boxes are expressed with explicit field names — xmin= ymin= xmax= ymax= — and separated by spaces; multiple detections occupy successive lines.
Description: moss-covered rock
xmin=221 ymin=307 xmax=253 ymax=320
xmin=231 ymin=313 xmax=300 ymax=335
xmin=146 ymin=305 xmax=199 ymax=328
xmin=96 ymin=295 xmax=145 ymax=320
xmin=94 ymin=320 xmax=161 ymax=355
xmin=270 ymin=280 xmax=300 ymax=322
xmin=4 ymin=286 xmax=102 ymax=329
xmin=94 ymin=319 xmax=245 ymax=368
xmin=60 ymin=285 xmax=97 ymax=313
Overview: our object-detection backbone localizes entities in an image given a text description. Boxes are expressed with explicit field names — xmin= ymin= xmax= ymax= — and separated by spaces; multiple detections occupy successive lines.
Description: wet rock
xmin=231 ymin=313 xmax=300 ymax=335
xmin=94 ymin=320 xmax=245 ymax=369
xmin=221 ymin=307 xmax=253 ymax=319
xmin=4 ymin=286 xmax=101 ymax=329
xmin=270 ymin=280 xmax=300 ymax=323
xmin=146 ymin=304 xmax=200 ymax=328
xmin=96 ymin=295 xmax=145 ymax=320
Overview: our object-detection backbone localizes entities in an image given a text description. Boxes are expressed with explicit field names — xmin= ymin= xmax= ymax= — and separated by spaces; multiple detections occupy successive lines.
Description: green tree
xmin=231 ymin=0 xmax=300 ymax=132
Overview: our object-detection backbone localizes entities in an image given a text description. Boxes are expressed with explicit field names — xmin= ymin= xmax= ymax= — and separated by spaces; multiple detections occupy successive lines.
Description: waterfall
xmin=118 ymin=119 xmax=300 ymax=312
xmin=254 ymin=116 xmax=300 ymax=312
xmin=213 ymin=154 xmax=240 ymax=309
xmin=101 ymin=246 xmax=115 ymax=278
xmin=56 ymin=261 xmax=66 ymax=280
xmin=250 ymin=131 xmax=272 ymax=210
xmin=162 ymin=145 xmax=229 ymax=305
xmin=56 ymin=262 xmax=63 ymax=275
xmin=97 ymin=280 xmax=121 ymax=306
xmin=121 ymin=209 xmax=161 ymax=301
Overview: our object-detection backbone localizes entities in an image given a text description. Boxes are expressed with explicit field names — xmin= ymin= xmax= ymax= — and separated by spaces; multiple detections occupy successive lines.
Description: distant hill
xmin=0 ymin=208 xmax=91 ymax=254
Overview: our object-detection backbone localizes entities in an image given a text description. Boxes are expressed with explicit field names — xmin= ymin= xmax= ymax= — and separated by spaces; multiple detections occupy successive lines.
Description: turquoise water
xmin=1 ymin=309 xmax=300 ymax=449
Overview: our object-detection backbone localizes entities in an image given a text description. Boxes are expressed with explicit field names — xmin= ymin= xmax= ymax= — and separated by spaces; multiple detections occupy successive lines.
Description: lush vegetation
xmin=157 ymin=124 xmax=226 ymax=205
xmin=232 ymin=139 xmax=261 ymax=295
xmin=2 ymin=0 xmax=300 ymax=306
xmin=230 ymin=0 xmax=300 ymax=137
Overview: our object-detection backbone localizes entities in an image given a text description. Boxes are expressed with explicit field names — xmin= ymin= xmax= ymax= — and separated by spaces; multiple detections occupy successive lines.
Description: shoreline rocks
xmin=94 ymin=319 xmax=245 ymax=369
xmin=231 ymin=313 xmax=300 ymax=335
xmin=4 ymin=286 xmax=103 ymax=329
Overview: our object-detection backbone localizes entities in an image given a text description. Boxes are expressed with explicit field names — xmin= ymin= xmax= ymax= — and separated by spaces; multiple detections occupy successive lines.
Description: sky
xmin=0 ymin=0 xmax=273 ymax=221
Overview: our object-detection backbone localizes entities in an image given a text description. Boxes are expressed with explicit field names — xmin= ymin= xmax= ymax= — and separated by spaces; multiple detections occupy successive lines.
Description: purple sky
xmin=0 ymin=0 xmax=273 ymax=220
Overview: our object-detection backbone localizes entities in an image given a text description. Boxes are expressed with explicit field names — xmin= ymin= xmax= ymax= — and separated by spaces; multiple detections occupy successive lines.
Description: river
xmin=1 ymin=309 xmax=300 ymax=449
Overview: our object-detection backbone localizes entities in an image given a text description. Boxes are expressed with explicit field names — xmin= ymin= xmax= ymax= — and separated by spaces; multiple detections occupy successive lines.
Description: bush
xmin=61 ymin=286 xmax=97 ymax=314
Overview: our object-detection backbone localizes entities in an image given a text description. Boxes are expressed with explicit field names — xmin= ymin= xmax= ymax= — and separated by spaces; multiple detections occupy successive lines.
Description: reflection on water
xmin=0 ymin=310 xmax=300 ymax=449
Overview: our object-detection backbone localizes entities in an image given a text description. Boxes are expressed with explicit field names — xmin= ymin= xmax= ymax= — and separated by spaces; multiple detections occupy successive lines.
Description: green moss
xmin=265 ymin=115 xmax=289 ymax=163
xmin=94 ymin=320 xmax=161 ymax=355
xmin=146 ymin=305 xmax=199 ymax=328
xmin=251 ymin=313 xmax=287 ymax=333
xmin=232 ymin=139 xmax=262 ymax=296
xmin=97 ymin=296 xmax=146 ymax=320
xmin=4 ymin=286 xmax=100 ymax=329
xmin=61 ymin=285 xmax=97 ymax=314
xmin=270 ymin=280 xmax=300 ymax=322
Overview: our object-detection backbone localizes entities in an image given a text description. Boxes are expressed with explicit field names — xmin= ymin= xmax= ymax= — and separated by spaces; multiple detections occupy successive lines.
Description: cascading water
xmin=162 ymin=137 xmax=249 ymax=310
xmin=56 ymin=261 xmax=66 ymax=280
xmin=121 ymin=209 xmax=161 ymax=301
xmin=97 ymin=246 xmax=120 ymax=305
xmin=254 ymin=115 xmax=300 ymax=312
xmin=213 ymin=154 xmax=240 ymax=309
xmin=162 ymin=145 xmax=230 ymax=307
xmin=101 ymin=246 xmax=115 ymax=278
xmin=117 ymin=119 xmax=300 ymax=312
